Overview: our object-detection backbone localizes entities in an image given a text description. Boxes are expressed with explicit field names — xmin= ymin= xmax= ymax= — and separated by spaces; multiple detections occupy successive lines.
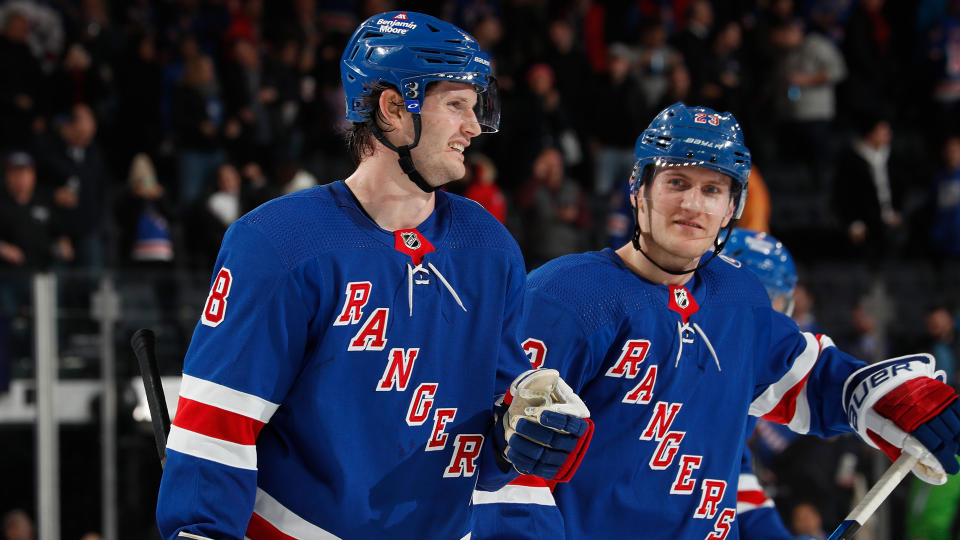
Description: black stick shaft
xmin=131 ymin=328 xmax=171 ymax=468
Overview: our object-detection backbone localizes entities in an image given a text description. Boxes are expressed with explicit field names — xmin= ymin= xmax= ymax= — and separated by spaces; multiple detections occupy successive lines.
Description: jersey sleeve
xmin=737 ymin=423 xmax=794 ymax=540
xmin=749 ymin=309 xmax=867 ymax=438
xmin=518 ymin=290 xmax=598 ymax=392
xmin=156 ymin=220 xmax=313 ymax=540
xmin=471 ymin=477 xmax=566 ymax=540
xmin=476 ymin=244 xmax=537 ymax=491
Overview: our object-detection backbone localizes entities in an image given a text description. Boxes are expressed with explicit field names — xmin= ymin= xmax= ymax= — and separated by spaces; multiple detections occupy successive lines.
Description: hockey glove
xmin=843 ymin=354 xmax=960 ymax=484
xmin=493 ymin=369 xmax=594 ymax=482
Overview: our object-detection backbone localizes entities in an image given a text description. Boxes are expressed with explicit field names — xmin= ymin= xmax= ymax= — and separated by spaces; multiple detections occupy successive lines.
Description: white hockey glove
xmin=843 ymin=354 xmax=960 ymax=485
xmin=492 ymin=369 xmax=593 ymax=482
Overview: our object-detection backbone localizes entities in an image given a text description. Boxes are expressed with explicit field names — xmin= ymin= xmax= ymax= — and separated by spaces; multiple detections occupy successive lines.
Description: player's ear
xmin=720 ymin=196 xmax=735 ymax=228
xmin=377 ymin=88 xmax=407 ymax=131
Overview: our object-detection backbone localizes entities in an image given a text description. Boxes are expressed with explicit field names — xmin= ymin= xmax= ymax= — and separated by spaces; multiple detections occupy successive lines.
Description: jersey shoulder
xmin=527 ymin=250 xmax=661 ymax=334
xmin=234 ymin=184 xmax=379 ymax=269
xmin=440 ymin=191 xmax=522 ymax=258
xmin=701 ymin=254 xmax=771 ymax=308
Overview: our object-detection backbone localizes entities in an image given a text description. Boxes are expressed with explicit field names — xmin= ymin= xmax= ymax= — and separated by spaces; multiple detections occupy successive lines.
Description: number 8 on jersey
xmin=202 ymin=268 xmax=233 ymax=327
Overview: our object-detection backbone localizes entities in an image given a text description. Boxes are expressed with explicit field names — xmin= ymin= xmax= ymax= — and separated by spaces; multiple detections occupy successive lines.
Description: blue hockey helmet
xmin=630 ymin=102 xmax=751 ymax=218
xmin=721 ymin=228 xmax=798 ymax=314
xmin=340 ymin=11 xmax=500 ymax=132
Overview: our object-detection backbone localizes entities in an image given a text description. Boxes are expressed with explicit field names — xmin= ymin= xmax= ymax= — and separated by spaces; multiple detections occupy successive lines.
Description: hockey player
xmin=721 ymin=228 xmax=801 ymax=539
xmin=475 ymin=102 xmax=960 ymax=539
xmin=155 ymin=12 xmax=591 ymax=539
xmin=471 ymin=227 xmax=803 ymax=539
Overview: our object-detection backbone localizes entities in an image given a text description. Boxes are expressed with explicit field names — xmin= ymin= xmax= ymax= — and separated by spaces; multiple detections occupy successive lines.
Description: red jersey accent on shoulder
xmin=394 ymin=229 xmax=435 ymax=265
xmin=667 ymin=285 xmax=699 ymax=323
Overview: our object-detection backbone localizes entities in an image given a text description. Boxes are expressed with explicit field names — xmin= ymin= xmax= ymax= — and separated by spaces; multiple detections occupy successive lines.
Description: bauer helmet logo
xmin=674 ymin=288 xmax=689 ymax=309
xmin=401 ymin=232 xmax=421 ymax=250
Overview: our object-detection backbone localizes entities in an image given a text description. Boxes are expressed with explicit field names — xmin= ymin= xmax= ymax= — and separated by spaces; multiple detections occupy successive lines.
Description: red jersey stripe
xmin=246 ymin=512 xmax=298 ymax=540
xmin=173 ymin=396 xmax=265 ymax=445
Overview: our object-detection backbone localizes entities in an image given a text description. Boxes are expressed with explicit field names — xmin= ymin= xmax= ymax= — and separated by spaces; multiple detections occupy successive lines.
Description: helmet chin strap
xmin=367 ymin=114 xmax=437 ymax=193
xmin=630 ymin=196 xmax=734 ymax=276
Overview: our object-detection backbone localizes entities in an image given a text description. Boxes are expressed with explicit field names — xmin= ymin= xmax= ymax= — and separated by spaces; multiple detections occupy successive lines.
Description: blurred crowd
xmin=2 ymin=0 xmax=960 ymax=538
xmin=1 ymin=0 xmax=960 ymax=269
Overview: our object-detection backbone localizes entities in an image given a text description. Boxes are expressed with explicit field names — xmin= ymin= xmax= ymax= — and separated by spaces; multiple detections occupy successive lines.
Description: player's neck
xmin=345 ymin=157 xmax=435 ymax=232
xmin=615 ymin=243 xmax=695 ymax=287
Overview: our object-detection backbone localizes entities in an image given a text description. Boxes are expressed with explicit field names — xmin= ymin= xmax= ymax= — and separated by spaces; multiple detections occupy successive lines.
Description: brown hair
xmin=344 ymin=82 xmax=398 ymax=165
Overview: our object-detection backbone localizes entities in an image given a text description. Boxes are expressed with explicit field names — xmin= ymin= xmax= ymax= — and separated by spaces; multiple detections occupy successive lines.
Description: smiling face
xmin=405 ymin=81 xmax=482 ymax=186
xmin=635 ymin=165 xmax=735 ymax=265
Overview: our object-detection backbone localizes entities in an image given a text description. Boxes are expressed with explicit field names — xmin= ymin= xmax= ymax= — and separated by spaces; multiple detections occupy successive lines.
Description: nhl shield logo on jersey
xmin=674 ymin=288 xmax=689 ymax=309
xmin=667 ymin=285 xmax=699 ymax=323
xmin=401 ymin=231 xmax=421 ymax=250
xmin=394 ymin=229 xmax=436 ymax=265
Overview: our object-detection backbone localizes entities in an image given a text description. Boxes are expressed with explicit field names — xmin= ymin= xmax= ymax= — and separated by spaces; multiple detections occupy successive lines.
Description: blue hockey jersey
xmin=474 ymin=248 xmax=866 ymax=540
xmin=156 ymin=181 xmax=529 ymax=539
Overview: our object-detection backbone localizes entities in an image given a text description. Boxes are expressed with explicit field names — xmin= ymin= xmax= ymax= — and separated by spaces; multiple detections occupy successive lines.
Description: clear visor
xmin=639 ymin=162 xmax=738 ymax=219
xmin=403 ymin=73 xmax=501 ymax=133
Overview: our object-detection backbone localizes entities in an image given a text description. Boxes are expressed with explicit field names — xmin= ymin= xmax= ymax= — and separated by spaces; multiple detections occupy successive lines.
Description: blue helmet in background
xmin=340 ymin=11 xmax=500 ymax=132
xmin=722 ymin=228 xmax=798 ymax=315
xmin=630 ymin=102 xmax=751 ymax=218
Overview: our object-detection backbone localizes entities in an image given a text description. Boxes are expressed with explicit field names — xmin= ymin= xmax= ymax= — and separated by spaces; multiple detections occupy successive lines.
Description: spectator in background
xmin=840 ymin=300 xmax=886 ymax=363
xmin=186 ymin=161 xmax=243 ymax=270
xmin=516 ymin=147 xmax=590 ymax=268
xmin=768 ymin=17 xmax=846 ymax=184
xmin=0 ymin=151 xmax=72 ymax=272
xmin=929 ymin=134 xmax=960 ymax=257
xmin=791 ymin=501 xmax=828 ymax=539
xmin=463 ymin=153 xmax=507 ymax=225
xmin=1 ymin=509 xmax=34 ymax=540
xmin=698 ymin=18 xmax=749 ymax=114
xmin=264 ymin=36 xmax=307 ymax=163
xmin=918 ymin=305 xmax=960 ymax=390
xmin=832 ymin=111 xmax=903 ymax=261
xmin=47 ymin=42 xmax=109 ymax=116
xmin=172 ymin=54 xmax=228 ymax=212
xmin=925 ymin=0 xmax=960 ymax=134
xmin=0 ymin=9 xmax=46 ymax=149
xmin=509 ymin=63 xmax=582 ymax=186
xmin=542 ymin=17 xmax=594 ymax=139
xmin=841 ymin=0 xmax=897 ymax=114
xmin=793 ymin=283 xmax=826 ymax=335
xmin=589 ymin=43 xmax=646 ymax=197
xmin=37 ymin=103 xmax=104 ymax=270
xmin=652 ymin=62 xmax=694 ymax=116
xmin=672 ymin=0 xmax=714 ymax=94
xmin=113 ymin=153 xmax=174 ymax=266
xmin=633 ymin=18 xmax=683 ymax=113
xmin=220 ymin=36 xmax=277 ymax=165
xmin=114 ymin=32 xmax=164 ymax=165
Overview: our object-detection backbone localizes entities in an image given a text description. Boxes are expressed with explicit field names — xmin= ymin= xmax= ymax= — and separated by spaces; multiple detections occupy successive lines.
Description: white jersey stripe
xmin=254 ymin=488 xmax=342 ymax=539
xmin=737 ymin=499 xmax=775 ymax=513
xmin=180 ymin=373 xmax=279 ymax=422
xmin=749 ymin=332 xmax=820 ymax=418
xmin=167 ymin=425 xmax=257 ymax=470
xmin=786 ymin=380 xmax=811 ymax=434
xmin=737 ymin=473 xmax=762 ymax=492
xmin=471 ymin=485 xmax=557 ymax=506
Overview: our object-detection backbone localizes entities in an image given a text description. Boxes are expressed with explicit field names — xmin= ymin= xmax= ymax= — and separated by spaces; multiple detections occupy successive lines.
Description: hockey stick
xmin=130 ymin=328 xmax=171 ymax=469
xmin=827 ymin=442 xmax=925 ymax=540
